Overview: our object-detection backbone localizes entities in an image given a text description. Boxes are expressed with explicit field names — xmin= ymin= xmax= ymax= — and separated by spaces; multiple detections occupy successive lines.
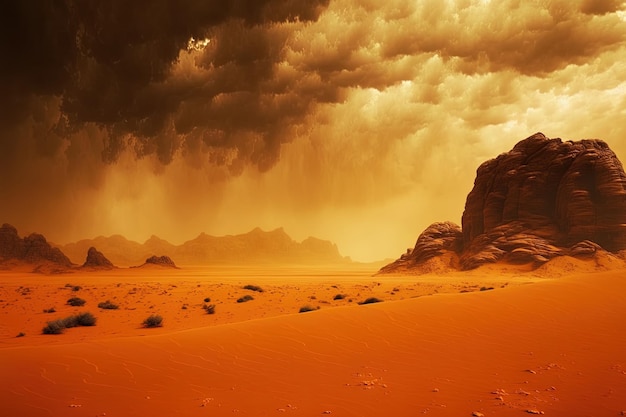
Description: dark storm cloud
xmin=0 ymin=0 xmax=330 ymax=167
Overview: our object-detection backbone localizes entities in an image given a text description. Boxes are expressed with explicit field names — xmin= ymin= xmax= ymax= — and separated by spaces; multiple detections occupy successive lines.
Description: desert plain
xmin=1 ymin=258 xmax=625 ymax=417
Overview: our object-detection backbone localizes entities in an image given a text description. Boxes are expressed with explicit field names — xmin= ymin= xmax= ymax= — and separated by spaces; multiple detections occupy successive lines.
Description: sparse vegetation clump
xmin=237 ymin=294 xmax=254 ymax=303
xmin=142 ymin=315 xmax=163 ymax=328
xmin=358 ymin=297 xmax=383 ymax=305
xmin=299 ymin=305 xmax=319 ymax=313
xmin=16 ymin=332 xmax=25 ymax=338
xmin=67 ymin=297 xmax=86 ymax=307
xmin=243 ymin=284 xmax=264 ymax=293
xmin=98 ymin=300 xmax=119 ymax=310
xmin=333 ymin=294 xmax=346 ymax=300
xmin=43 ymin=307 xmax=56 ymax=313
xmin=75 ymin=312 xmax=97 ymax=326
xmin=203 ymin=297 xmax=211 ymax=303
xmin=43 ymin=320 xmax=66 ymax=334
xmin=203 ymin=304 xmax=216 ymax=314
xmin=42 ymin=312 xmax=97 ymax=334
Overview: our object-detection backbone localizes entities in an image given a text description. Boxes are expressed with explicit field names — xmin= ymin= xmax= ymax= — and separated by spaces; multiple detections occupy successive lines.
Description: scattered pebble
xmin=472 ymin=412 xmax=485 ymax=417
xmin=68 ymin=404 xmax=82 ymax=408
xmin=526 ymin=410 xmax=544 ymax=415
xmin=322 ymin=411 xmax=332 ymax=414
xmin=432 ymin=388 xmax=439 ymax=392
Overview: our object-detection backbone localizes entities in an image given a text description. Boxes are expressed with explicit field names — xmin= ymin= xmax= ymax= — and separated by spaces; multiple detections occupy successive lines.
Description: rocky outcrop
xmin=379 ymin=222 xmax=462 ymax=273
xmin=82 ymin=247 xmax=116 ymax=269
xmin=0 ymin=224 xmax=73 ymax=270
xmin=381 ymin=133 xmax=626 ymax=273
xmin=143 ymin=255 xmax=178 ymax=268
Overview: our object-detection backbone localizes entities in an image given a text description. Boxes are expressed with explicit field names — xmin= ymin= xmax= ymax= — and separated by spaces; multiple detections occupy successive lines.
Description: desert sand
xmin=1 ymin=262 xmax=625 ymax=416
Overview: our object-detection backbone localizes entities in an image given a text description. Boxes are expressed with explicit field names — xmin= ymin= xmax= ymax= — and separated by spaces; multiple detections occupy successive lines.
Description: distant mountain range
xmin=58 ymin=227 xmax=351 ymax=267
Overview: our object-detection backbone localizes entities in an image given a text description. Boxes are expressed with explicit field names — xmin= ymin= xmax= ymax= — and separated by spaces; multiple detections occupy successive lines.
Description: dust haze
xmin=1 ymin=0 xmax=625 ymax=261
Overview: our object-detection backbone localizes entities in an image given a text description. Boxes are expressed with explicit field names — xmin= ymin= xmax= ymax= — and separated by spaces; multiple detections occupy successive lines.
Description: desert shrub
xmin=299 ymin=305 xmax=319 ymax=313
xmin=43 ymin=320 xmax=66 ymax=334
xmin=237 ymin=294 xmax=254 ymax=303
xmin=243 ymin=284 xmax=264 ymax=293
xmin=16 ymin=332 xmax=25 ymax=338
xmin=98 ymin=300 xmax=119 ymax=310
xmin=142 ymin=315 xmax=163 ymax=328
xmin=67 ymin=297 xmax=86 ymax=307
xmin=359 ymin=297 xmax=383 ymax=305
xmin=62 ymin=315 xmax=79 ymax=328
xmin=75 ymin=312 xmax=97 ymax=326
xmin=42 ymin=312 xmax=97 ymax=334
xmin=203 ymin=304 xmax=216 ymax=314
xmin=203 ymin=297 xmax=211 ymax=303
xmin=479 ymin=286 xmax=494 ymax=291
xmin=43 ymin=307 xmax=56 ymax=313
xmin=333 ymin=294 xmax=345 ymax=300
xmin=71 ymin=285 xmax=82 ymax=292
xmin=181 ymin=304 xmax=188 ymax=310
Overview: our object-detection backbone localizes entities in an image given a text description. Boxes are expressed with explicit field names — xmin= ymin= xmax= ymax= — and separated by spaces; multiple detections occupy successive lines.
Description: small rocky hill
xmin=82 ymin=246 xmax=116 ymax=270
xmin=381 ymin=133 xmax=626 ymax=273
xmin=135 ymin=255 xmax=179 ymax=269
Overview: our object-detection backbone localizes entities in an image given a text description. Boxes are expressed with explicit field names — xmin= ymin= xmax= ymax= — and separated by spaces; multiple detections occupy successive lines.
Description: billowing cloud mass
xmin=1 ymin=0 xmax=625 ymax=261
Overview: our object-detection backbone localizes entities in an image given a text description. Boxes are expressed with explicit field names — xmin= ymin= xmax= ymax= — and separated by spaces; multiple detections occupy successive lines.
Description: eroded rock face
xmin=0 ymin=224 xmax=24 ymax=260
xmin=379 ymin=221 xmax=462 ymax=273
xmin=382 ymin=133 xmax=626 ymax=272
xmin=0 ymin=224 xmax=72 ymax=268
xmin=83 ymin=247 xmax=115 ymax=269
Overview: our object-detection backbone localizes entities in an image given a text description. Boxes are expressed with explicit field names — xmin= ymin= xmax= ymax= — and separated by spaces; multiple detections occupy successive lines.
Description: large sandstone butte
xmin=381 ymin=133 xmax=626 ymax=273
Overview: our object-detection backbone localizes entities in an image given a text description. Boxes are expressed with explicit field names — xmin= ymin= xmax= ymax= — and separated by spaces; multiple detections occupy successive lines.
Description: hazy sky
xmin=1 ymin=0 xmax=625 ymax=261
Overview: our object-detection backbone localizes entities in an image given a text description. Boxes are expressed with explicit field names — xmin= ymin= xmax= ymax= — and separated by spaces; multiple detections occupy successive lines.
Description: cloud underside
xmin=1 ymin=0 xmax=625 ymax=260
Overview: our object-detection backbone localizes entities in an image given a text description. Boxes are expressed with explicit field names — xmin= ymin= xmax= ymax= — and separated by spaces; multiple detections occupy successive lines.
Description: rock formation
xmin=143 ymin=255 xmax=178 ymax=268
xmin=0 ymin=223 xmax=73 ymax=271
xmin=381 ymin=133 xmax=626 ymax=273
xmin=82 ymin=247 xmax=116 ymax=269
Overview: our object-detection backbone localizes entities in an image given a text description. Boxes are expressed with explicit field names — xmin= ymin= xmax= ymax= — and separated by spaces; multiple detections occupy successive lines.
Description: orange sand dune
xmin=1 ymin=266 xmax=625 ymax=416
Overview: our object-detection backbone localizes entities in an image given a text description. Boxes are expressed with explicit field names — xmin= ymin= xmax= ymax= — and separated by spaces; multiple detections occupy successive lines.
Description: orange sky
xmin=1 ymin=0 xmax=625 ymax=261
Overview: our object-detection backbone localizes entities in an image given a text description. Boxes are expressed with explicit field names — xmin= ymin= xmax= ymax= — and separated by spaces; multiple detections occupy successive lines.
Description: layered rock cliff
xmin=381 ymin=133 xmax=626 ymax=273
